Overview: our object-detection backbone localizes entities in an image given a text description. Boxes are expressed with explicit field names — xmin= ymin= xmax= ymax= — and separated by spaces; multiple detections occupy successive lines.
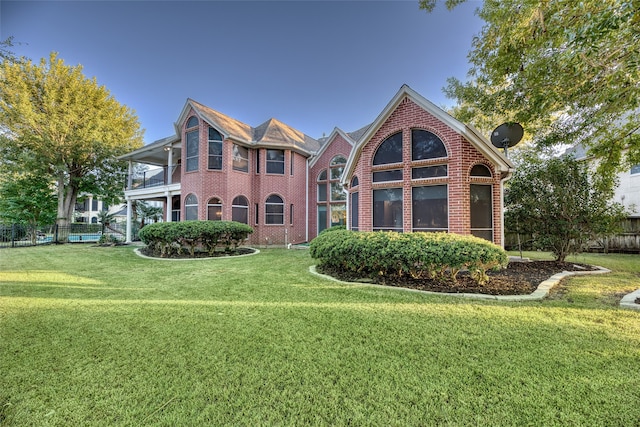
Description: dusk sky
xmin=1 ymin=1 xmax=484 ymax=143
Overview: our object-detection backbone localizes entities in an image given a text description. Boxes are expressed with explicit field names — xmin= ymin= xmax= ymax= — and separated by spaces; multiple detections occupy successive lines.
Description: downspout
xmin=305 ymin=157 xmax=309 ymax=243
xmin=125 ymin=197 xmax=132 ymax=243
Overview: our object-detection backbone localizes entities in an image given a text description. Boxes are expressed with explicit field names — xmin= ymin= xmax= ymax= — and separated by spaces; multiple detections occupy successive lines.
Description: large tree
xmin=0 ymin=52 xmax=144 ymax=226
xmin=505 ymin=150 xmax=628 ymax=261
xmin=421 ymin=0 xmax=640 ymax=174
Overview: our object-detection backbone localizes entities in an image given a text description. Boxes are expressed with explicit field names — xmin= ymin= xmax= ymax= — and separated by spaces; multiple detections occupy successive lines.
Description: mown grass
xmin=1 ymin=245 xmax=639 ymax=426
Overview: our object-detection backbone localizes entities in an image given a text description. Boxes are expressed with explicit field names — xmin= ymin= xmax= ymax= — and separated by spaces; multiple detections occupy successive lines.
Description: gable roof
xmin=341 ymin=84 xmax=515 ymax=185
xmin=309 ymin=127 xmax=356 ymax=168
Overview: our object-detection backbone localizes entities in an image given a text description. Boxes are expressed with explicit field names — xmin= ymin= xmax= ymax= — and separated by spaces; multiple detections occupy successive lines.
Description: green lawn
xmin=1 ymin=245 xmax=639 ymax=426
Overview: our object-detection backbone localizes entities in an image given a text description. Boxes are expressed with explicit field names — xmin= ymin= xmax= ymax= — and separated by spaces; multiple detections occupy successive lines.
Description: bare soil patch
xmin=317 ymin=260 xmax=598 ymax=295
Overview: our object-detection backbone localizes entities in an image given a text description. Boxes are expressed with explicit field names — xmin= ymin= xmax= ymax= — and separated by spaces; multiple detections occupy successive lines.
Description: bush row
xmin=310 ymin=228 xmax=508 ymax=285
xmin=138 ymin=221 xmax=253 ymax=257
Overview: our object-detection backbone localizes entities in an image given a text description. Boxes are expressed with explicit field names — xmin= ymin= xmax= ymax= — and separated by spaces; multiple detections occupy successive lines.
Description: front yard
xmin=1 ymin=245 xmax=639 ymax=425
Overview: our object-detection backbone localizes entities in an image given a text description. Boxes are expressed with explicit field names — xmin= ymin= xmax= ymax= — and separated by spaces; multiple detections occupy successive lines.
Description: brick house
xmin=120 ymin=85 xmax=514 ymax=246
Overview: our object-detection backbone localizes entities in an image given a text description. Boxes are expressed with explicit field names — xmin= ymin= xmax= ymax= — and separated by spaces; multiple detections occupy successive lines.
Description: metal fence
xmin=0 ymin=223 xmax=137 ymax=249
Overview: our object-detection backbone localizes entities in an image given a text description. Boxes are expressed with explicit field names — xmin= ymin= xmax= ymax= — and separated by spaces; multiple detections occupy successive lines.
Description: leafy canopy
xmin=505 ymin=150 xmax=628 ymax=261
xmin=0 ymin=52 xmax=144 ymax=225
xmin=421 ymin=0 xmax=640 ymax=173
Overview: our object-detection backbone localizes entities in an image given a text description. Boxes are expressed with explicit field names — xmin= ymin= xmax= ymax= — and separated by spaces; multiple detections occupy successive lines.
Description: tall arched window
xmin=265 ymin=195 xmax=284 ymax=224
xmin=207 ymin=197 xmax=222 ymax=221
xmin=185 ymin=194 xmax=198 ymax=220
xmin=232 ymin=196 xmax=249 ymax=224
xmin=185 ymin=117 xmax=199 ymax=172
xmin=208 ymin=128 xmax=223 ymax=170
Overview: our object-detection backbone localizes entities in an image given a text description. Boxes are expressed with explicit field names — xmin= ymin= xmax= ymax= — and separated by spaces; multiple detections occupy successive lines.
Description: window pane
xmin=317 ymin=205 xmax=327 ymax=234
xmin=373 ymin=169 xmax=403 ymax=182
xmin=233 ymin=144 xmax=249 ymax=172
xmin=209 ymin=127 xmax=223 ymax=141
xmin=266 ymin=149 xmax=285 ymax=174
xmin=208 ymin=140 xmax=222 ymax=170
xmin=373 ymin=132 xmax=403 ymax=165
xmin=186 ymin=130 xmax=199 ymax=172
xmin=351 ymin=192 xmax=359 ymax=230
xmin=232 ymin=196 xmax=248 ymax=207
xmin=330 ymin=155 xmax=347 ymax=166
xmin=412 ymin=129 xmax=447 ymax=160
xmin=207 ymin=205 xmax=222 ymax=221
xmin=631 ymin=164 xmax=640 ymax=175
xmin=186 ymin=116 xmax=198 ymax=128
xmin=412 ymin=165 xmax=447 ymax=179
xmin=318 ymin=183 xmax=327 ymax=202
xmin=318 ymin=169 xmax=327 ymax=181
xmin=265 ymin=195 xmax=284 ymax=224
xmin=351 ymin=176 xmax=359 ymax=187
xmin=330 ymin=182 xmax=346 ymax=201
xmin=470 ymin=164 xmax=492 ymax=177
xmin=412 ymin=185 xmax=448 ymax=231
xmin=232 ymin=207 xmax=249 ymax=224
xmin=330 ymin=165 xmax=344 ymax=180
xmin=373 ymin=188 xmax=403 ymax=231
xmin=470 ymin=184 xmax=492 ymax=241
xmin=331 ymin=204 xmax=346 ymax=227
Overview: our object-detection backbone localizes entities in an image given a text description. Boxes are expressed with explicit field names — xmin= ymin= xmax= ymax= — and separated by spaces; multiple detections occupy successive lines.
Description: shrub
xmin=138 ymin=221 xmax=253 ymax=258
xmin=310 ymin=230 xmax=508 ymax=285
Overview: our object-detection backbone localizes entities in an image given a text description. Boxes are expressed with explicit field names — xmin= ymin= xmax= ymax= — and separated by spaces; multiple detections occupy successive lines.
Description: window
xmin=330 ymin=155 xmax=347 ymax=180
xmin=255 ymin=149 xmax=261 ymax=174
xmin=317 ymin=205 xmax=327 ymax=234
xmin=207 ymin=197 xmax=222 ymax=221
xmin=331 ymin=204 xmax=346 ymax=227
xmin=185 ymin=194 xmax=198 ymax=220
xmin=266 ymin=149 xmax=285 ymax=174
xmin=290 ymin=153 xmax=294 ymax=176
xmin=412 ymin=165 xmax=447 ymax=179
xmin=185 ymin=129 xmax=199 ymax=172
xmin=232 ymin=196 xmax=249 ymax=224
xmin=317 ymin=169 xmax=327 ymax=202
xmin=265 ymin=195 xmax=284 ymax=224
xmin=373 ymin=188 xmax=403 ymax=231
xmin=373 ymin=169 xmax=403 ymax=182
xmin=330 ymin=182 xmax=346 ymax=201
xmin=470 ymin=164 xmax=492 ymax=177
xmin=91 ymin=199 xmax=98 ymax=211
xmin=412 ymin=185 xmax=448 ymax=232
xmin=373 ymin=132 xmax=403 ymax=165
xmin=208 ymin=128 xmax=223 ymax=170
xmin=254 ymin=203 xmax=259 ymax=224
xmin=290 ymin=204 xmax=294 ymax=225
xmin=470 ymin=184 xmax=493 ymax=241
xmin=186 ymin=116 xmax=199 ymax=128
xmin=631 ymin=164 xmax=640 ymax=175
xmin=351 ymin=192 xmax=359 ymax=231
xmin=351 ymin=176 xmax=359 ymax=188
xmin=411 ymin=129 xmax=447 ymax=160
xmin=232 ymin=144 xmax=249 ymax=172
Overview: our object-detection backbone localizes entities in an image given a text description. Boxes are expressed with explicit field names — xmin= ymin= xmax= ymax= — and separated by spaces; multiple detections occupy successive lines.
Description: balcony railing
xmin=128 ymin=166 xmax=180 ymax=190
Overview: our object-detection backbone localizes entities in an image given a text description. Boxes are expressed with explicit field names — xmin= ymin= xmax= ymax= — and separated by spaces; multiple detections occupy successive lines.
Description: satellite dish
xmin=491 ymin=122 xmax=523 ymax=157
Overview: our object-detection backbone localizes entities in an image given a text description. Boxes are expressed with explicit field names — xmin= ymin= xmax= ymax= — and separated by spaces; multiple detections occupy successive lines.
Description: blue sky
xmin=1 ymin=1 xmax=484 ymax=143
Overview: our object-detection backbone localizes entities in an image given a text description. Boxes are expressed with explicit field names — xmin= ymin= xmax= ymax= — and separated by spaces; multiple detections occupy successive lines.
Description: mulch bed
xmin=317 ymin=260 xmax=599 ymax=296
xmin=139 ymin=247 xmax=256 ymax=259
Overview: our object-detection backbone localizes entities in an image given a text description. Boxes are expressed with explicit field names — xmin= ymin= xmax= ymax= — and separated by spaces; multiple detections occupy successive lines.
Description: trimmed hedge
xmin=138 ymin=221 xmax=253 ymax=258
xmin=310 ymin=230 xmax=508 ymax=285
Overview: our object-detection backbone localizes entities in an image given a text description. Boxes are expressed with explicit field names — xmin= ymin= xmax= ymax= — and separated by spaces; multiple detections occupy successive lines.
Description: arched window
xmin=265 ymin=195 xmax=284 ymax=224
xmin=411 ymin=129 xmax=447 ymax=160
xmin=350 ymin=176 xmax=359 ymax=188
xmin=470 ymin=164 xmax=492 ymax=177
xmin=207 ymin=197 xmax=222 ymax=221
xmin=186 ymin=116 xmax=199 ymax=129
xmin=373 ymin=132 xmax=403 ymax=165
xmin=185 ymin=117 xmax=199 ymax=172
xmin=330 ymin=155 xmax=347 ymax=179
xmin=208 ymin=128 xmax=223 ymax=170
xmin=185 ymin=194 xmax=198 ymax=220
xmin=232 ymin=196 xmax=249 ymax=224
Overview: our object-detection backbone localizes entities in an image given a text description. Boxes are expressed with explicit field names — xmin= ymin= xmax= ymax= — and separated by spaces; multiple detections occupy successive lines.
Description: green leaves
xmin=310 ymin=230 xmax=508 ymax=285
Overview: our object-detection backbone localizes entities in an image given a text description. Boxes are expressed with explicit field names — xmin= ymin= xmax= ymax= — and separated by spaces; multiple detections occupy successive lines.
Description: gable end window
xmin=185 ymin=118 xmax=199 ymax=172
xmin=373 ymin=132 xmax=403 ymax=165
xmin=412 ymin=129 xmax=447 ymax=161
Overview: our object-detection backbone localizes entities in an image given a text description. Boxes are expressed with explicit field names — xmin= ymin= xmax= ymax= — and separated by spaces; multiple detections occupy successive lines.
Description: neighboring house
xmin=74 ymin=195 xmax=124 ymax=224
xmin=119 ymin=85 xmax=514 ymax=246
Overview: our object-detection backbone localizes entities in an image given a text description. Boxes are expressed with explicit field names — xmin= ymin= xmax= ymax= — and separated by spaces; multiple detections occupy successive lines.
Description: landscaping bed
xmin=317 ymin=260 xmax=599 ymax=295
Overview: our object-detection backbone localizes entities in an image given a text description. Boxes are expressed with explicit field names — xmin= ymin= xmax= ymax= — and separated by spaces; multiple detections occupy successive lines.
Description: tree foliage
xmin=0 ymin=172 xmax=57 ymax=229
xmin=421 ymin=0 xmax=640 ymax=174
xmin=0 ymin=52 xmax=144 ymax=226
xmin=505 ymin=150 xmax=628 ymax=261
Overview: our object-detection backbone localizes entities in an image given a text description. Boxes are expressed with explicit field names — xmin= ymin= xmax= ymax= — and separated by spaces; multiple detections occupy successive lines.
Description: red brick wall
xmin=308 ymin=134 xmax=353 ymax=239
xmin=347 ymin=97 xmax=505 ymax=245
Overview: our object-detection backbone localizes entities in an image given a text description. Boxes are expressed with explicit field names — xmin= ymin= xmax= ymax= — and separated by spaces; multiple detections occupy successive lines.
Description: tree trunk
xmin=56 ymin=173 xmax=79 ymax=228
